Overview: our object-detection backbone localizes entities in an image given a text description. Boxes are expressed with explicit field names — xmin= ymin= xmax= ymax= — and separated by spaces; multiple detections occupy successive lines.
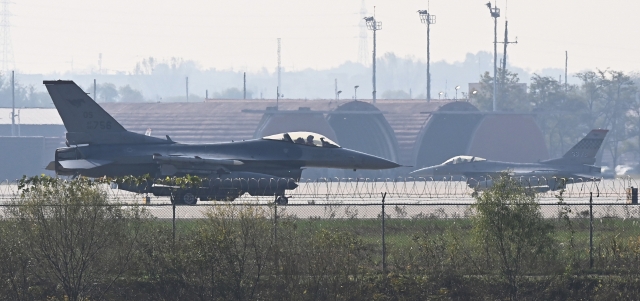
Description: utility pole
xmin=357 ymin=0 xmax=369 ymax=65
xmin=499 ymin=20 xmax=517 ymax=105
xmin=0 ymin=0 xmax=15 ymax=73
xmin=565 ymin=51 xmax=568 ymax=93
xmin=418 ymin=9 xmax=436 ymax=102
xmin=277 ymin=38 xmax=281 ymax=97
xmin=10 ymin=70 xmax=14 ymax=136
xmin=365 ymin=12 xmax=381 ymax=103
xmin=486 ymin=2 xmax=500 ymax=112
xmin=334 ymin=78 xmax=338 ymax=100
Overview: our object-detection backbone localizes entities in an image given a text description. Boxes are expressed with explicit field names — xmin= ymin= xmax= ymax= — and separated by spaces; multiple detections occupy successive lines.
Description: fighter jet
xmin=44 ymin=80 xmax=400 ymax=204
xmin=410 ymin=129 xmax=608 ymax=192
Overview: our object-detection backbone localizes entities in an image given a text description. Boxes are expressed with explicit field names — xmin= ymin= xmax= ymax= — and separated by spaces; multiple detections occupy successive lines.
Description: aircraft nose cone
xmin=410 ymin=166 xmax=436 ymax=176
xmin=360 ymin=155 xmax=401 ymax=169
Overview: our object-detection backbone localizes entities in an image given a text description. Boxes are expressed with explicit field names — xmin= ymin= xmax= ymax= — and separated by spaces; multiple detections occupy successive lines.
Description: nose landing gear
xmin=275 ymin=195 xmax=289 ymax=205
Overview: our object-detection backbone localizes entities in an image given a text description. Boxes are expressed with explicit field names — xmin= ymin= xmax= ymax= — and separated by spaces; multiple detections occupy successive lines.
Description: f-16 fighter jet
xmin=44 ymin=80 xmax=400 ymax=204
xmin=411 ymin=129 xmax=608 ymax=192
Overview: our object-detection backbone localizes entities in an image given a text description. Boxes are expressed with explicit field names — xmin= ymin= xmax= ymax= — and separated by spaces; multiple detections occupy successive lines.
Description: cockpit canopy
xmin=263 ymin=131 xmax=341 ymax=148
xmin=443 ymin=155 xmax=486 ymax=165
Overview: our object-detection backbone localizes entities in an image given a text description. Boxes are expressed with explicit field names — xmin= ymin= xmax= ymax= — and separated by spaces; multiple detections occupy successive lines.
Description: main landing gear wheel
xmin=275 ymin=196 xmax=289 ymax=205
xmin=171 ymin=190 xmax=198 ymax=205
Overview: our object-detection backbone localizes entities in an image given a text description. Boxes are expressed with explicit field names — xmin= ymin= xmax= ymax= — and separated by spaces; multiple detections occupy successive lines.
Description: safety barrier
xmin=0 ymin=176 xmax=637 ymax=202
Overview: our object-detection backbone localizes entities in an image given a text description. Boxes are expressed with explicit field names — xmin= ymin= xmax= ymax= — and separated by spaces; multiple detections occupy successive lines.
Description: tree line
xmin=473 ymin=68 xmax=640 ymax=168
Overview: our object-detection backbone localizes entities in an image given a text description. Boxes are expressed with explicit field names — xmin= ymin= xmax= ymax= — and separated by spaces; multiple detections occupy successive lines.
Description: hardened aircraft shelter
xmin=0 ymin=99 xmax=548 ymax=179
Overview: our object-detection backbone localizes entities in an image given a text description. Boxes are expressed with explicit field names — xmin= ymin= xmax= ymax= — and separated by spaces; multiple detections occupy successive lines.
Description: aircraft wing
xmin=153 ymin=155 xmax=245 ymax=176
xmin=510 ymin=168 xmax=560 ymax=177
xmin=510 ymin=169 xmax=599 ymax=180
xmin=58 ymin=159 xmax=113 ymax=169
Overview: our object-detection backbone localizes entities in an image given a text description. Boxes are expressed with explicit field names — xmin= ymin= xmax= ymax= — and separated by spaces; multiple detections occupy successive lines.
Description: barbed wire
xmin=0 ymin=176 xmax=637 ymax=202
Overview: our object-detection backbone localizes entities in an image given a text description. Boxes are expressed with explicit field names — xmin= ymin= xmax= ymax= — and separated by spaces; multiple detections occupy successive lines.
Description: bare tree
xmin=9 ymin=176 xmax=148 ymax=301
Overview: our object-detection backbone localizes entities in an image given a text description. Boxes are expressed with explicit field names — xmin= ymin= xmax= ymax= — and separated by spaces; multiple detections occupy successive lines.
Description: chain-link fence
xmin=2 ymin=200 xmax=638 ymax=272
xmin=2 ymin=179 xmax=640 ymax=299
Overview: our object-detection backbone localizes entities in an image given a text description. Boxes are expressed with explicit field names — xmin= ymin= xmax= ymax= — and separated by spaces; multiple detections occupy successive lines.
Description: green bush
xmin=4 ymin=176 xmax=149 ymax=301
xmin=472 ymin=174 xmax=557 ymax=300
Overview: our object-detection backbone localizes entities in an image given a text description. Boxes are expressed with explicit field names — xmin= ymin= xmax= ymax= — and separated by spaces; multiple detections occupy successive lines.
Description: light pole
xmin=418 ymin=10 xmax=435 ymax=102
xmin=455 ymin=85 xmax=460 ymax=100
xmin=354 ymin=85 xmax=359 ymax=100
xmin=438 ymin=91 xmax=443 ymax=100
xmin=364 ymin=16 xmax=382 ymax=103
xmin=486 ymin=2 xmax=500 ymax=112
xmin=337 ymin=90 xmax=342 ymax=100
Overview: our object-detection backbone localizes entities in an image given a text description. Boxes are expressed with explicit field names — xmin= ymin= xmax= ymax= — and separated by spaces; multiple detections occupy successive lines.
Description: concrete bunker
xmin=326 ymin=101 xmax=399 ymax=163
xmin=413 ymin=102 xmax=549 ymax=170
xmin=467 ymin=114 xmax=548 ymax=162
xmin=413 ymin=102 xmax=483 ymax=169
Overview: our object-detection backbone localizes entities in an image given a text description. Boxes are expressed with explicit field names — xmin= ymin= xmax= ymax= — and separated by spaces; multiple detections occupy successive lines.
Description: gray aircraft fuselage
xmin=412 ymin=159 xmax=601 ymax=180
xmin=411 ymin=129 xmax=608 ymax=190
xmin=56 ymin=138 xmax=399 ymax=179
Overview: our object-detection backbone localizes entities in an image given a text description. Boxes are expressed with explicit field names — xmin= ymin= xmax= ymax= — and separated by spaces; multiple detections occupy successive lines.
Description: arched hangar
xmin=97 ymin=99 xmax=548 ymax=177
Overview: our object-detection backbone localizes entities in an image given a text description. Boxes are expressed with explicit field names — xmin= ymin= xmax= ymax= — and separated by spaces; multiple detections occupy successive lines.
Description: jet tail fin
xmin=44 ymin=80 xmax=171 ymax=145
xmin=553 ymin=129 xmax=608 ymax=165
xmin=562 ymin=130 xmax=609 ymax=164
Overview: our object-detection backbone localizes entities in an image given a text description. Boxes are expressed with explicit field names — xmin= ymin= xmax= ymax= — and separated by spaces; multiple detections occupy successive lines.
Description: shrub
xmin=472 ymin=174 xmax=556 ymax=300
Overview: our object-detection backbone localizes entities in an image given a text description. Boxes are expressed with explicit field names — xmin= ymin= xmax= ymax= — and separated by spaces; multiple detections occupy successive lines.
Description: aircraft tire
xmin=182 ymin=192 xmax=198 ymax=205
xmin=170 ymin=190 xmax=198 ymax=205
xmin=276 ymin=196 xmax=288 ymax=205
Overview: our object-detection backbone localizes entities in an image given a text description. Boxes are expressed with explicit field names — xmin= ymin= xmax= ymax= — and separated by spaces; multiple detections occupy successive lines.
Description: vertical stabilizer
xmin=561 ymin=129 xmax=608 ymax=164
xmin=44 ymin=80 xmax=126 ymax=133
xmin=44 ymin=80 xmax=170 ymax=145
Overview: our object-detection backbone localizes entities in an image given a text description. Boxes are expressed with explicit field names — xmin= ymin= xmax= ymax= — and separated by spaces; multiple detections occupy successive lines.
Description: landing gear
xmin=170 ymin=190 xmax=198 ymax=205
xmin=275 ymin=196 xmax=289 ymax=205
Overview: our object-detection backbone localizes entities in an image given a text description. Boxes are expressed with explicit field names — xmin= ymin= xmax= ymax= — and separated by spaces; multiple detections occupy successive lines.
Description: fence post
xmin=274 ymin=196 xmax=279 ymax=271
xmin=589 ymin=192 xmax=593 ymax=269
xmin=172 ymin=204 xmax=176 ymax=245
xmin=381 ymin=192 xmax=387 ymax=274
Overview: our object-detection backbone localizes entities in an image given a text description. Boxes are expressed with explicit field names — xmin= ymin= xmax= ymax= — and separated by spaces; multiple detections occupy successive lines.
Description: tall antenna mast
xmin=98 ymin=53 xmax=102 ymax=74
xmin=486 ymin=2 xmax=500 ymax=111
xmin=365 ymin=9 xmax=382 ymax=103
xmin=565 ymin=51 xmax=568 ymax=92
xmin=277 ymin=38 xmax=281 ymax=96
xmin=499 ymin=20 xmax=517 ymax=104
xmin=0 ymin=0 xmax=14 ymax=73
xmin=418 ymin=9 xmax=436 ymax=102
xmin=357 ymin=0 xmax=369 ymax=65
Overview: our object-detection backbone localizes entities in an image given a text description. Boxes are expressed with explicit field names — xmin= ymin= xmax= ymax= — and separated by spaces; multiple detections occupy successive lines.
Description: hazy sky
xmin=9 ymin=0 xmax=640 ymax=75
